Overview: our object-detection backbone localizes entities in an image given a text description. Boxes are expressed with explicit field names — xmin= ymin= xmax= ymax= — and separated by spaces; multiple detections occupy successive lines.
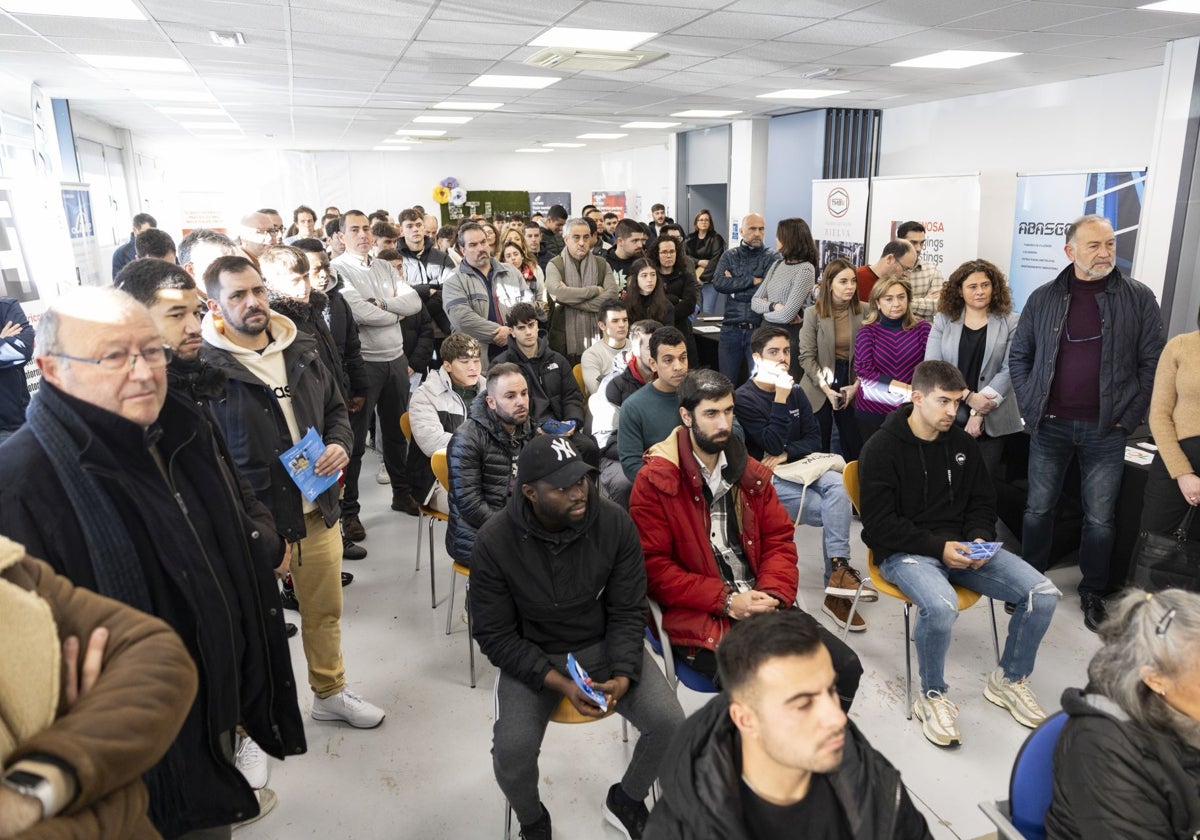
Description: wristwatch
xmin=2 ymin=769 xmax=54 ymax=816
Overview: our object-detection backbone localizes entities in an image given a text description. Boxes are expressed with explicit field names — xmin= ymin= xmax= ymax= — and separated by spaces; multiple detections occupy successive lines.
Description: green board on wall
xmin=440 ymin=190 xmax=531 ymax=225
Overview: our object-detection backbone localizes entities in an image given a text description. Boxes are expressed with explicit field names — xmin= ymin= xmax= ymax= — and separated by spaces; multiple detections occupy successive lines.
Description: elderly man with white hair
xmin=712 ymin=212 xmax=779 ymax=386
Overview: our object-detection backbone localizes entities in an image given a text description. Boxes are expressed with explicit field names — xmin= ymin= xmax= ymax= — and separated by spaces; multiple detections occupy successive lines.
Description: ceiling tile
xmin=778 ymin=19 xmax=927 ymax=47
xmin=843 ymin=0 xmax=1023 ymax=27
xmin=10 ymin=15 xmax=163 ymax=40
xmin=673 ymin=11 xmax=817 ymax=39
xmin=555 ymin=2 xmax=709 ymax=31
xmin=954 ymin=2 xmax=1117 ymax=32
xmin=415 ymin=19 xmax=544 ymax=46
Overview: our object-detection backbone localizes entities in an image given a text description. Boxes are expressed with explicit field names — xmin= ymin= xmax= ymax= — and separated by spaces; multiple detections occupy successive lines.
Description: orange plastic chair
xmin=400 ymin=412 xmax=448 ymax=608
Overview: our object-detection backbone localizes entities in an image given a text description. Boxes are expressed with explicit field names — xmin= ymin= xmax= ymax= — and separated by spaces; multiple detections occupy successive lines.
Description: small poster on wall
xmin=1008 ymin=169 xmax=1147 ymax=310
xmin=529 ymin=191 xmax=571 ymax=216
xmin=810 ymin=179 xmax=869 ymax=268
xmin=592 ymin=191 xmax=628 ymax=217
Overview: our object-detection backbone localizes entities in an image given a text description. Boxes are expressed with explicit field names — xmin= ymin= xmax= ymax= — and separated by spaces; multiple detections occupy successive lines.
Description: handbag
xmin=1132 ymin=507 xmax=1200 ymax=593
xmin=773 ymin=453 xmax=846 ymax=529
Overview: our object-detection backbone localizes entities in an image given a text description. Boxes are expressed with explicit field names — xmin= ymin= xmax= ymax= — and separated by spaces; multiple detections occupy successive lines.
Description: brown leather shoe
xmin=822 ymin=594 xmax=867 ymax=632
xmin=341 ymin=514 xmax=366 ymax=542
xmin=391 ymin=493 xmax=420 ymax=516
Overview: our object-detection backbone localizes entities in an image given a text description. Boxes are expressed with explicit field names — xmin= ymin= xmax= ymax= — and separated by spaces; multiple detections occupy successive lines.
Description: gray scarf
xmin=560 ymin=253 xmax=600 ymax=356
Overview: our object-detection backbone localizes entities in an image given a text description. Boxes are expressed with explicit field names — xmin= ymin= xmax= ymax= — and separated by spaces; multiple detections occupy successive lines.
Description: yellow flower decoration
xmin=432 ymin=185 xmax=450 ymax=204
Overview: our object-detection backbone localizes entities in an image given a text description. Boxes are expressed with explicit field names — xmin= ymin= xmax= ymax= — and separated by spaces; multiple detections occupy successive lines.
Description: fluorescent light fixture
xmin=469 ymin=74 xmax=560 ymax=89
xmin=621 ymin=121 xmax=681 ymax=129
xmin=197 ymin=135 xmax=246 ymax=141
xmin=1140 ymin=0 xmax=1200 ymax=10
xmin=181 ymin=122 xmax=239 ymax=130
xmin=373 ymin=146 xmax=411 ymax=151
xmin=413 ymin=115 xmax=473 ymax=125
xmin=394 ymin=129 xmax=445 ymax=137
xmin=80 ymin=55 xmax=190 ymax=73
xmin=892 ymin=50 xmax=1021 ymax=69
xmin=544 ymin=142 xmax=586 ymax=148
xmin=133 ymin=89 xmax=215 ymax=102
xmin=432 ymin=101 xmax=504 ymax=111
xmin=757 ymin=88 xmax=849 ymax=100
xmin=671 ymin=109 xmax=741 ymax=118
xmin=577 ymin=132 xmax=627 ymax=139
xmin=530 ymin=26 xmax=656 ymax=51
xmin=157 ymin=106 xmax=226 ymax=115
xmin=515 ymin=148 xmax=554 ymax=153
xmin=382 ymin=136 xmax=417 ymax=143
xmin=0 ymin=0 xmax=144 ymax=18
xmin=209 ymin=30 xmax=246 ymax=47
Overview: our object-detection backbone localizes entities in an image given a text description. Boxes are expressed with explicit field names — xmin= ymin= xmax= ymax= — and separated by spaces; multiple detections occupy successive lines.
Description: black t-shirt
xmin=957 ymin=322 xmax=987 ymax=393
xmin=739 ymin=775 xmax=852 ymax=840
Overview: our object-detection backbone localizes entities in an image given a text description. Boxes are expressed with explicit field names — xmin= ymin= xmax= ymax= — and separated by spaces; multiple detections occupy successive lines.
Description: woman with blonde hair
xmin=853 ymin=275 xmax=931 ymax=443
xmin=501 ymin=239 xmax=546 ymax=319
xmin=798 ymin=258 xmax=864 ymax=458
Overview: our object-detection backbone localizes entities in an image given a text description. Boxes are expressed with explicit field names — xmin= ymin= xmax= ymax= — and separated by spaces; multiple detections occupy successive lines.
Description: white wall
xmin=879 ymin=66 xmax=1163 ymax=272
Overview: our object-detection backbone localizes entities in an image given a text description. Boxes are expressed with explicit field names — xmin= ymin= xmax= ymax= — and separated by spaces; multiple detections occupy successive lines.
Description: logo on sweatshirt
xmin=273 ymin=385 xmax=293 ymax=399
xmin=955 ymin=452 xmax=966 ymax=466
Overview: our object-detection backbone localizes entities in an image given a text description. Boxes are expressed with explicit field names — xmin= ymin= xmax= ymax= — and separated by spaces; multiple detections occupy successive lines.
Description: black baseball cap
xmin=517 ymin=435 xmax=596 ymax=488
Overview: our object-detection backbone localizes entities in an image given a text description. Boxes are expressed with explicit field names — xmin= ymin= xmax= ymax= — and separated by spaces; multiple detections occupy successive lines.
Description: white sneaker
xmin=234 ymin=734 xmax=269 ymax=789
xmin=376 ymin=463 xmax=391 ymax=485
xmin=913 ymin=690 xmax=962 ymax=747
xmin=984 ymin=668 xmax=1047 ymax=729
xmin=311 ymin=689 xmax=386 ymax=729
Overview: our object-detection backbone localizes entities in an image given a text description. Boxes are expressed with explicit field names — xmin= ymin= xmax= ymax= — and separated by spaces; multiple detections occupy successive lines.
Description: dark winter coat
xmin=713 ymin=241 xmax=779 ymax=325
xmin=494 ymin=337 xmax=585 ymax=427
xmin=0 ymin=297 xmax=34 ymax=432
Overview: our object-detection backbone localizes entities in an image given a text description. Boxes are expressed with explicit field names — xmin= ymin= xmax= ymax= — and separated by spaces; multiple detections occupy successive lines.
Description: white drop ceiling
xmin=1 ymin=0 xmax=1198 ymax=153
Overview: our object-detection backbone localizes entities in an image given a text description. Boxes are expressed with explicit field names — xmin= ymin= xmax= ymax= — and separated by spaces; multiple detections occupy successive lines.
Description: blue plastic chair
xmin=978 ymin=710 xmax=1069 ymax=840
xmin=645 ymin=599 xmax=719 ymax=694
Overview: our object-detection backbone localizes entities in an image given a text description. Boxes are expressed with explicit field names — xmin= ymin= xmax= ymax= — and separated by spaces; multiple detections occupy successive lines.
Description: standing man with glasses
xmin=1010 ymin=214 xmax=1164 ymax=632
xmin=0 ymin=287 xmax=307 ymax=838
xmin=896 ymin=222 xmax=945 ymax=321
xmin=856 ymin=239 xmax=917 ymax=303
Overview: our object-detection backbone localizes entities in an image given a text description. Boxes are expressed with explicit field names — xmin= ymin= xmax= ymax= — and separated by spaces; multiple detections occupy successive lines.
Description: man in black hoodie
xmin=645 ymin=610 xmax=930 ymax=840
xmin=859 ymin=360 xmax=1059 ymax=749
xmin=471 ymin=434 xmax=684 ymax=840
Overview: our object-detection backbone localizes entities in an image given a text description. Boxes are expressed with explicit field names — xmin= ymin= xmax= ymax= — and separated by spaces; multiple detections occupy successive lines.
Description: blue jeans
xmin=700 ymin=283 xmax=720 ymax=315
xmin=878 ymin=549 xmax=1059 ymax=694
xmin=1021 ymin=418 xmax=1126 ymax=594
xmin=718 ymin=325 xmax=754 ymax=385
xmin=772 ymin=472 xmax=852 ymax=584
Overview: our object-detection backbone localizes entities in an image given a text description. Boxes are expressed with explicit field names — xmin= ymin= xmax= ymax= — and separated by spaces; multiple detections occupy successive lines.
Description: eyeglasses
xmin=50 ymin=346 xmax=173 ymax=371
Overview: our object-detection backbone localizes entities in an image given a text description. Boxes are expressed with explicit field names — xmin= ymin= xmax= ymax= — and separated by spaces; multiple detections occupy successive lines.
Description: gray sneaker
xmin=913 ymin=690 xmax=962 ymax=747
xmin=984 ymin=668 xmax=1047 ymax=729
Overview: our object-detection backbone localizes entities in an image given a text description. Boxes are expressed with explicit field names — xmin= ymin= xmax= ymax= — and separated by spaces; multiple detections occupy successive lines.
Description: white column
xmin=727 ymin=118 xmax=770 ymax=243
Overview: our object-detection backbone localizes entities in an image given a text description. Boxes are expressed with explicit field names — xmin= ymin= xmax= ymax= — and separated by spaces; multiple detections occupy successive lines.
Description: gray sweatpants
xmin=492 ymin=645 xmax=683 ymax=826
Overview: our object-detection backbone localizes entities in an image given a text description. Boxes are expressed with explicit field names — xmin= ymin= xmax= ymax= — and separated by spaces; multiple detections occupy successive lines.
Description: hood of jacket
xmin=466 ymin=389 xmax=533 ymax=445
xmin=201 ymin=310 xmax=297 ymax=359
xmin=167 ymin=356 xmax=228 ymax=403
xmin=504 ymin=469 xmax=601 ymax=551
xmin=504 ymin=335 xmax=550 ymax=364
xmin=267 ymin=289 xmax=327 ymax=326
xmin=643 ymin=424 xmax=752 ymax=495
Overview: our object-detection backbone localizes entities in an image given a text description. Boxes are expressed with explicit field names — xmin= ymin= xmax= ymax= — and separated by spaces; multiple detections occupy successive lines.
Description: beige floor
xmin=237 ymin=450 xmax=1100 ymax=839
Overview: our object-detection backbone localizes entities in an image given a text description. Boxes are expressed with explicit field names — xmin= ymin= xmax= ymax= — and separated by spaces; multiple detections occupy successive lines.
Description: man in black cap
xmin=470 ymin=434 xmax=684 ymax=840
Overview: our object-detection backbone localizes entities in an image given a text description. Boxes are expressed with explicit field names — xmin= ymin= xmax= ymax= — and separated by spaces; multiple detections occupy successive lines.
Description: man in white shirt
xmin=580 ymin=300 xmax=630 ymax=396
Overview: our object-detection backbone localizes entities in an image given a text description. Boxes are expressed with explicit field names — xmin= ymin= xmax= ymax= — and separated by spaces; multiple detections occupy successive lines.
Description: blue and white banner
xmin=1009 ymin=169 xmax=1147 ymax=310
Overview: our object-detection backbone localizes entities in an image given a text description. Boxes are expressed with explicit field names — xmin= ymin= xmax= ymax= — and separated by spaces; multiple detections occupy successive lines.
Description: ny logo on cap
xmin=551 ymin=438 xmax=577 ymax=462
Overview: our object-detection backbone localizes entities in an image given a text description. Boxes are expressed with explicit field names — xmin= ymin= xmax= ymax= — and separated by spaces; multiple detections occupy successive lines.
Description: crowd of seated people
xmin=1 ymin=201 xmax=1189 ymax=840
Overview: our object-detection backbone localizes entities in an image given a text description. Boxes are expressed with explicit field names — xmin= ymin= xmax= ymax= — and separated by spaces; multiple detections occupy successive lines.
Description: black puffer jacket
xmin=445 ymin=392 xmax=534 ymax=564
xmin=645 ymin=693 xmax=930 ymax=839
xmin=1046 ymin=687 xmax=1200 ymax=839
xmin=268 ymin=290 xmax=347 ymax=398
xmin=401 ymin=300 xmax=436 ymax=374
xmin=470 ymin=478 xmax=646 ymax=689
xmin=1009 ymin=265 xmax=1164 ymax=432
xmin=494 ymin=336 xmax=585 ymax=426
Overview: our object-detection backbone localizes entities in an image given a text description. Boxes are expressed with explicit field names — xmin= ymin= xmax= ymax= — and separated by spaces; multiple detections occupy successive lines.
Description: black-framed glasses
xmin=50 ymin=345 xmax=173 ymax=371
xmin=1065 ymin=326 xmax=1102 ymax=344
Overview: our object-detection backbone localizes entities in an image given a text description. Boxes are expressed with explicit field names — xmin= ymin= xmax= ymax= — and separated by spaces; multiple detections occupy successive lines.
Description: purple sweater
xmin=853 ymin=317 xmax=932 ymax=416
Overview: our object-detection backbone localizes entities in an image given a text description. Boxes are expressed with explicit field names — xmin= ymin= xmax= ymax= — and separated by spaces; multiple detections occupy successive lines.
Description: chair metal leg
xmin=842 ymin=582 xmax=866 ymax=642
xmin=445 ymin=567 xmax=458 ymax=636
xmin=503 ymin=802 xmax=511 ymax=838
xmin=466 ymin=581 xmax=476 ymax=688
xmin=903 ymin=602 xmax=913 ymax=721
xmin=988 ymin=598 xmax=1001 ymax=665
xmin=621 ymin=716 xmax=628 ymax=743
xmin=428 ymin=517 xmax=438 ymax=609
xmin=415 ymin=514 xmax=424 ymax=572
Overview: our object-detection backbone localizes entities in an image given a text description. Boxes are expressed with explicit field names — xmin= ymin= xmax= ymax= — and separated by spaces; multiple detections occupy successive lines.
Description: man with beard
xmin=644 ymin=611 xmax=931 ymax=839
xmin=629 ymin=369 xmax=862 ymax=710
xmin=713 ymin=213 xmax=779 ymax=385
xmin=200 ymin=256 xmax=386 ymax=731
xmin=445 ymin=363 xmax=534 ymax=569
xmin=470 ymin=434 xmax=683 ymax=840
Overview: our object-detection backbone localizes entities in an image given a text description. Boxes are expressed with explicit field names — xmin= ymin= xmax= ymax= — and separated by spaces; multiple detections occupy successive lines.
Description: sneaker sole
xmin=983 ymin=685 xmax=1044 ymax=729
xmin=821 ymin=603 xmax=867 ymax=632
xmin=233 ymin=787 xmax=277 ymax=828
xmin=824 ymin=585 xmax=879 ymax=602
xmin=912 ymin=702 xmax=963 ymax=747
xmin=602 ymin=803 xmax=636 ymax=840
xmin=310 ymin=710 xmax=386 ymax=729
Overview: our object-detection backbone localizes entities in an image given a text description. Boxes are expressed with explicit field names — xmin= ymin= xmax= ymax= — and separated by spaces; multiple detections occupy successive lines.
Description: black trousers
xmin=343 ymin=357 xmax=410 ymax=516
xmin=1142 ymin=435 xmax=1200 ymax=538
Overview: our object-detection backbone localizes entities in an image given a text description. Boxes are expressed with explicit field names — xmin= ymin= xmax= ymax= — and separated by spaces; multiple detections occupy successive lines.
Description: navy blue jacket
xmin=0 ymin=298 xmax=34 ymax=432
xmin=111 ymin=235 xmax=137 ymax=276
xmin=733 ymin=378 xmax=820 ymax=462
xmin=712 ymin=241 xmax=778 ymax=325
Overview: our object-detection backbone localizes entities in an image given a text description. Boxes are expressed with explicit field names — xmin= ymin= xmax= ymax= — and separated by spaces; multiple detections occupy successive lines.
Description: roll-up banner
xmin=810 ymin=178 xmax=868 ymax=268
xmin=1008 ymin=169 xmax=1147 ymax=310
xmin=866 ymin=174 xmax=981 ymax=276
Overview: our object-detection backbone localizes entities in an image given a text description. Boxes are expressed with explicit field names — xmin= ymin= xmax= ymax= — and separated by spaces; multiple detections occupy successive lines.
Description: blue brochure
xmin=566 ymin=652 xmax=608 ymax=712
xmin=964 ymin=541 xmax=1003 ymax=560
xmin=279 ymin=427 xmax=340 ymax=502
